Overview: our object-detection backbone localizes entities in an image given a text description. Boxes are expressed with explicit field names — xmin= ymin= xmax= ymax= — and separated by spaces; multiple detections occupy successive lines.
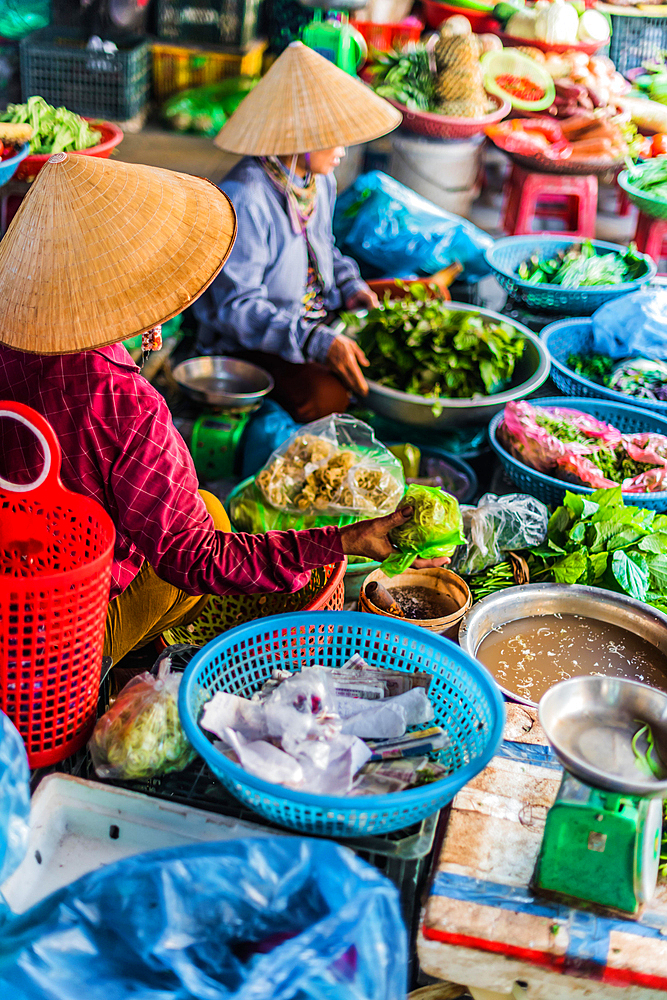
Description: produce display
xmin=493 ymin=0 xmax=610 ymax=48
xmin=481 ymin=48 xmax=555 ymax=110
xmin=500 ymin=400 xmax=667 ymax=492
xmin=468 ymin=486 xmax=667 ymax=618
xmin=486 ymin=112 xmax=642 ymax=163
xmin=354 ymin=288 xmax=526 ymax=400
xmin=0 ymin=96 xmax=101 ymax=154
xmin=383 ymin=483 xmax=466 ymax=575
xmin=517 ymin=240 xmax=648 ymax=287
xmin=162 ymin=77 xmax=258 ymax=136
xmin=568 ymin=353 xmax=667 ymax=402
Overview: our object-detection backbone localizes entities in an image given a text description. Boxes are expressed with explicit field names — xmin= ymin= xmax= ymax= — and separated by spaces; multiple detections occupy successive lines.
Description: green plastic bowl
xmin=618 ymin=168 xmax=667 ymax=221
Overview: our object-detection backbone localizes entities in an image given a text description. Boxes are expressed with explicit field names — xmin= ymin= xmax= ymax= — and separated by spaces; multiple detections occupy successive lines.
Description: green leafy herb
xmin=566 ymin=352 xmax=615 ymax=385
xmin=369 ymin=47 xmax=436 ymax=112
xmin=354 ymin=288 xmax=525 ymax=400
xmin=517 ymin=240 xmax=647 ymax=287
xmin=0 ymin=95 xmax=100 ymax=154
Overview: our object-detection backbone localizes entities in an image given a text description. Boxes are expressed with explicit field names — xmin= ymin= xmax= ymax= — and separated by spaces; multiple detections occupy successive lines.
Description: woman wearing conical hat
xmin=193 ymin=42 xmax=401 ymax=423
xmin=0 ymin=153 xmax=446 ymax=669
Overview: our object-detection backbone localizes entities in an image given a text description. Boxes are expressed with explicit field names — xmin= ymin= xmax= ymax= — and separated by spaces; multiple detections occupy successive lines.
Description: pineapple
xmin=434 ymin=17 xmax=489 ymax=117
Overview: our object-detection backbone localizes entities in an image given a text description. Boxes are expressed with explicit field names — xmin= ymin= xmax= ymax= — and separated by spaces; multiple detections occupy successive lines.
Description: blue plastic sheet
xmin=0 ymin=837 xmax=407 ymax=1000
xmin=0 ymin=709 xmax=29 ymax=885
xmin=333 ymin=171 xmax=493 ymax=283
xmin=241 ymin=400 xmax=300 ymax=479
xmin=592 ymin=289 xmax=667 ymax=360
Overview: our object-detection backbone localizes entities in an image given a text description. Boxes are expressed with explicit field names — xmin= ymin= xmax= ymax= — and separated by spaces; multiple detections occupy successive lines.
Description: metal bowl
xmin=348 ymin=302 xmax=550 ymax=429
xmin=172 ymin=357 xmax=274 ymax=410
xmin=539 ymin=676 xmax=667 ymax=797
xmin=458 ymin=583 xmax=667 ymax=707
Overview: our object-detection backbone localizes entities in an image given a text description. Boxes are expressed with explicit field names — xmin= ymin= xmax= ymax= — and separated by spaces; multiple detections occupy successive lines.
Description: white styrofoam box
xmin=1 ymin=773 xmax=285 ymax=914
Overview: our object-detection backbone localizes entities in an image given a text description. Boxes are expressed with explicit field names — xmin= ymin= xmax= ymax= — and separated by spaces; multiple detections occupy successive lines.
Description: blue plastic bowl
xmin=488 ymin=395 xmax=667 ymax=511
xmin=0 ymin=143 xmax=30 ymax=186
xmin=541 ymin=318 xmax=667 ymax=415
xmin=485 ymin=236 xmax=656 ymax=316
xmin=179 ymin=611 xmax=505 ymax=837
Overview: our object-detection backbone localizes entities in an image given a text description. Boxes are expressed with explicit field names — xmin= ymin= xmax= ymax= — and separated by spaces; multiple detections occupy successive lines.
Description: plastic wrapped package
xmin=456 ymin=493 xmax=549 ymax=576
xmin=0 ymin=838 xmax=407 ymax=1000
xmin=240 ymin=400 xmax=301 ymax=479
xmin=0 ymin=711 xmax=29 ymax=885
xmin=333 ymin=171 xmax=494 ymax=283
xmin=608 ymin=358 xmax=667 ymax=402
xmin=592 ymin=289 xmax=667 ymax=361
xmin=253 ymin=414 xmax=404 ymax=518
xmin=89 ymin=662 xmax=196 ymax=780
xmin=382 ymin=483 xmax=466 ymax=576
xmin=229 ymin=478 xmax=361 ymax=533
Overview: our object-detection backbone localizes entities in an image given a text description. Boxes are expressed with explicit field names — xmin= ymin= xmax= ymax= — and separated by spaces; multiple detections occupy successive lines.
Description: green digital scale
xmin=533 ymin=676 xmax=667 ymax=916
xmin=299 ymin=0 xmax=368 ymax=76
xmin=171 ymin=357 xmax=274 ymax=481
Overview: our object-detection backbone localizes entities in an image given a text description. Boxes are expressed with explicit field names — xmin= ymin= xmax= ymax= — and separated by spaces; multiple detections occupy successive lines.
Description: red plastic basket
xmin=14 ymin=120 xmax=124 ymax=183
xmin=0 ymin=402 xmax=115 ymax=767
xmin=420 ymin=0 xmax=497 ymax=32
xmin=387 ymin=93 xmax=510 ymax=139
xmin=492 ymin=30 xmax=602 ymax=56
xmin=352 ymin=19 xmax=423 ymax=53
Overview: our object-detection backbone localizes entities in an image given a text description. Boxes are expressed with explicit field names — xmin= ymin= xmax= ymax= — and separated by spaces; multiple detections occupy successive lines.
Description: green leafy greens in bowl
xmin=355 ymin=287 xmax=526 ymax=401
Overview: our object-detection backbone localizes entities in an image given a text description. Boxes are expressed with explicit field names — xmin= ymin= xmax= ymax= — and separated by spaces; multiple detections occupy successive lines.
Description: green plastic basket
xmin=618 ymin=168 xmax=667 ymax=222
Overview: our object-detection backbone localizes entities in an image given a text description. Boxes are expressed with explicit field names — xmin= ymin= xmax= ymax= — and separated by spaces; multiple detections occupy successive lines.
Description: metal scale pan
xmin=171 ymin=357 xmax=274 ymax=411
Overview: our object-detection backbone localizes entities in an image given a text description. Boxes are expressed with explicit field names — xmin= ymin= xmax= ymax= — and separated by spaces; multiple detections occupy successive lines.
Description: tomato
xmin=651 ymin=134 xmax=667 ymax=157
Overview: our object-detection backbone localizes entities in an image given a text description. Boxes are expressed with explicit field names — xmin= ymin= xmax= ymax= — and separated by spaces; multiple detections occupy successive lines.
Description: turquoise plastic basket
xmin=485 ymin=236 xmax=656 ymax=315
xmin=489 ymin=395 xmax=667 ymax=511
xmin=178 ymin=611 xmax=505 ymax=837
xmin=541 ymin=319 xmax=667 ymax=415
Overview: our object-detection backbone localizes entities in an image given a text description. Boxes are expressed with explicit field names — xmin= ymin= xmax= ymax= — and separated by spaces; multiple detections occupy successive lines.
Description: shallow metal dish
xmin=458 ymin=583 xmax=667 ymax=708
xmin=539 ymin=676 xmax=667 ymax=797
xmin=341 ymin=302 xmax=550 ymax=429
xmin=172 ymin=357 xmax=274 ymax=410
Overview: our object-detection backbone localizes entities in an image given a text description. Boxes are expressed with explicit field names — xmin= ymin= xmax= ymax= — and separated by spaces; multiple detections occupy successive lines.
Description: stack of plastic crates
xmin=608 ymin=11 xmax=667 ymax=77
xmin=151 ymin=38 xmax=266 ymax=101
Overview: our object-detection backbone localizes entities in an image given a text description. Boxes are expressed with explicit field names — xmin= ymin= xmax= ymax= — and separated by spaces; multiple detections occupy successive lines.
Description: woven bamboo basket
xmin=359 ymin=567 xmax=471 ymax=639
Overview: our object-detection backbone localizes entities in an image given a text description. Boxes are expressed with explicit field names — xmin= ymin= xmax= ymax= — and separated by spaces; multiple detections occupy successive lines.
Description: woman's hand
xmin=326 ymin=335 xmax=369 ymax=396
xmin=345 ymin=286 xmax=379 ymax=311
xmin=340 ymin=506 xmax=451 ymax=568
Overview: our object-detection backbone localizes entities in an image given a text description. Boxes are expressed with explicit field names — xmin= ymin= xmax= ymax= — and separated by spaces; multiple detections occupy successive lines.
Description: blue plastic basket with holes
xmin=541 ymin=318 xmax=667 ymax=415
xmin=488 ymin=396 xmax=667 ymax=510
xmin=178 ymin=611 xmax=505 ymax=838
xmin=485 ymin=236 xmax=656 ymax=316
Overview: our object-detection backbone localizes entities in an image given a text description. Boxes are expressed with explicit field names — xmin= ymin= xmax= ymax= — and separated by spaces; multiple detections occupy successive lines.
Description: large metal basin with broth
xmin=458 ymin=583 xmax=667 ymax=707
xmin=338 ymin=302 xmax=550 ymax=429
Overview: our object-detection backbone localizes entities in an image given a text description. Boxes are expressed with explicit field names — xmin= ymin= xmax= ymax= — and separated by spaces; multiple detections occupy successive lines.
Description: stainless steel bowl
xmin=172 ymin=357 xmax=274 ymax=410
xmin=539 ymin=676 xmax=667 ymax=797
xmin=458 ymin=583 xmax=667 ymax=707
xmin=342 ymin=302 xmax=551 ymax=429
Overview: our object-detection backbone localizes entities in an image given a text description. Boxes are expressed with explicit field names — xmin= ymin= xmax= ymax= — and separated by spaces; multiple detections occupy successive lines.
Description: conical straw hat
xmin=215 ymin=41 xmax=402 ymax=155
xmin=0 ymin=152 xmax=236 ymax=354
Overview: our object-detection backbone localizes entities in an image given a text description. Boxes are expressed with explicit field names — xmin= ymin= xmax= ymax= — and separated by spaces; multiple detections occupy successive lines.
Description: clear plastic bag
xmin=229 ymin=479 xmax=361 ymax=533
xmin=254 ymin=414 xmax=404 ymax=517
xmin=0 ymin=838 xmax=407 ymax=1000
xmin=89 ymin=662 xmax=196 ymax=780
xmin=0 ymin=710 xmax=29 ymax=885
xmin=381 ymin=483 xmax=465 ymax=576
xmin=455 ymin=493 xmax=549 ymax=576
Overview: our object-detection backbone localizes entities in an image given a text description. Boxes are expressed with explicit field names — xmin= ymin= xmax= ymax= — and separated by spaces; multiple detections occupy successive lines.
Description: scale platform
xmin=418 ymin=704 xmax=667 ymax=1000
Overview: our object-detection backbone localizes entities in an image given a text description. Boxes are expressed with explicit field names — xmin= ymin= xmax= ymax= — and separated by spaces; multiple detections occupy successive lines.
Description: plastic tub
xmin=421 ymin=0 xmax=497 ymax=31
xmin=179 ymin=611 xmax=505 ymax=837
xmin=488 ymin=395 xmax=667 ymax=511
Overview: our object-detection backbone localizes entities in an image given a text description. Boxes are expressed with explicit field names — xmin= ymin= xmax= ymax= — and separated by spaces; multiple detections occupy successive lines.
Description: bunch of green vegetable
xmin=517 ymin=240 xmax=647 ymax=288
xmin=162 ymin=77 xmax=257 ymax=136
xmin=624 ymin=157 xmax=667 ymax=204
xmin=354 ymin=287 xmax=525 ymax=401
xmin=89 ymin=666 xmax=196 ymax=780
xmin=0 ymin=96 xmax=101 ymax=154
xmin=469 ymin=486 xmax=667 ymax=612
xmin=383 ymin=483 xmax=465 ymax=576
xmin=567 ymin=352 xmax=615 ymax=385
xmin=368 ymin=47 xmax=436 ymax=112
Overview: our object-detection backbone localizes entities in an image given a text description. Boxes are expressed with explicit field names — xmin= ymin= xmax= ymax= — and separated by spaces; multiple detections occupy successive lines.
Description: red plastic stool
xmin=501 ymin=164 xmax=598 ymax=237
xmin=633 ymin=211 xmax=667 ymax=274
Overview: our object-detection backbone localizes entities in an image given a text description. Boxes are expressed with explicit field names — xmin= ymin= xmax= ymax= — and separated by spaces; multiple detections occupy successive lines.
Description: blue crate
xmin=178 ymin=611 xmax=505 ymax=838
xmin=488 ymin=395 xmax=667 ymax=510
xmin=485 ymin=236 xmax=656 ymax=316
xmin=541 ymin=318 xmax=667 ymax=415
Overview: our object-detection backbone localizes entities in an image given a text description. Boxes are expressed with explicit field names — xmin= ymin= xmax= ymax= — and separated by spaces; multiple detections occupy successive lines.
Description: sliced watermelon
xmin=481 ymin=49 xmax=555 ymax=112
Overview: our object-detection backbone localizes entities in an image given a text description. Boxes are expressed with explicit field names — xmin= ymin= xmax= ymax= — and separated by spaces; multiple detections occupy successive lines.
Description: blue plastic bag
xmin=0 ymin=837 xmax=407 ymax=1000
xmin=333 ymin=171 xmax=493 ymax=283
xmin=241 ymin=400 xmax=301 ymax=479
xmin=0 ymin=710 xmax=29 ymax=885
xmin=592 ymin=288 xmax=667 ymax=360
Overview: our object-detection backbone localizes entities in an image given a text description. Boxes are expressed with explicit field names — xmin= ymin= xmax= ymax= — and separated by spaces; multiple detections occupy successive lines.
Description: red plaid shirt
xmin=0 ymin=343 xmax=344 ymax=600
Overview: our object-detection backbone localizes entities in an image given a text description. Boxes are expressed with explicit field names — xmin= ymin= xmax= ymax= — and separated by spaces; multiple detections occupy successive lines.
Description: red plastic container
xmin=492 ymin=30 xmax=603 ymax=56
xmin=353 ymin=19 xmax=423 ymax=53
xmin=0 ymin=401 xmax=115 ymax=767
xmin=387 ymin=92 xmax=510 ymax=139
xmin=420 ymin=0 xmax=498 ymax=32
xmin=14 ymin=120 xmax=124 ymax=182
